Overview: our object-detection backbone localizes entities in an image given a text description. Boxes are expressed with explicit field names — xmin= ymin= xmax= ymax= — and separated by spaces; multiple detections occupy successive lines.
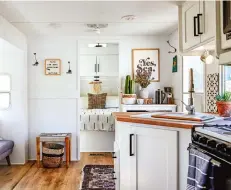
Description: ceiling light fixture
xmin=88 ymin=43 xmax=107 ymax=48
xmin=121 ymin=15 xmax=136 ymax=21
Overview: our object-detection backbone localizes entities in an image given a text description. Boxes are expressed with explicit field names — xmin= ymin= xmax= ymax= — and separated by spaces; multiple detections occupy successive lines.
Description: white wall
xmin=0 ymin=15 xmax=28 ymax=164
xmin=27 ymin=35 xmax=172 ymax=160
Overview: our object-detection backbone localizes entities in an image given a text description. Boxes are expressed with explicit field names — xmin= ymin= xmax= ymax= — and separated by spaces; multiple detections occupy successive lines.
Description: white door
xmin=132 ymin=126 xmax=178 ymax=190
xmin=200 ymin=0 xmax=215 ymax=43
xmin=97 ymin=55 xmax=118 ymax=76
xmin=182 ymin=1 xmax=200 ymax=50
xmin=79 ymin=55 xmax=97 ymax=76
xmin=118 ymin=124 xmax=133 ymax=190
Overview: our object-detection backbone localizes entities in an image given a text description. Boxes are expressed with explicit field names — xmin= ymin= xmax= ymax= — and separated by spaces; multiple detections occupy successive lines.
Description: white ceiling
xmin=0 ymin=1 xmax=178 ymax=36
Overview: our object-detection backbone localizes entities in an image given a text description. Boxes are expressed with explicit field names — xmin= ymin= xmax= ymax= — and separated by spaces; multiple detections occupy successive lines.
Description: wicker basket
xmin=42 ymin=143 xmax=64 ymax=168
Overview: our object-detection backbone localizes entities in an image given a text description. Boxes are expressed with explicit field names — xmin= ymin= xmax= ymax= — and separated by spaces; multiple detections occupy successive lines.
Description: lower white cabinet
xmin=115 ymin=123 xmax=178 ymax=190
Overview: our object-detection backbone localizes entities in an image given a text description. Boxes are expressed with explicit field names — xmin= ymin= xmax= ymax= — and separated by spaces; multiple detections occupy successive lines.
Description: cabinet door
xmin=97 ymin=55 xmax=118 ymax=76
xmin=79 ymin=55 xmax=97 ymax=76
xmin=132 ymin=126 xmax=178 ymax=190
xmin=182 ymin=1 xmax=200 ymax=50
xmin=118 ymin=124 xmax=133 ymax=190
xmin=200 ymin=0 xmax=215 ymax=43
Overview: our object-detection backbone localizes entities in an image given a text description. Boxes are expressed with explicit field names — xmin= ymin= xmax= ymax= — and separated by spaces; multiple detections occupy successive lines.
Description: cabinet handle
xmin=95 ymin=64 xmax=97 ymax=73
xmin=197 ymin=14 xmax=203 ymax=35
xmin=112 ymin=152 xmax=117 ymax=158
xmin=130 ymin=134 xmax=134 ymax=156
xmin=98 ymin=64 xmax=99 ymax=72
xmin=194 ymin=16 xmax=199 ymax=36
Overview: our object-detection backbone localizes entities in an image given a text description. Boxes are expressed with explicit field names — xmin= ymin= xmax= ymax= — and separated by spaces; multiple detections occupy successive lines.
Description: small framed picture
xmin=45 ymin=59 xmax=61 ymax=75
xmin=132 ymin=48 xmax=160 ymax=82
xmin=172 ymin=56 xmax=177 ymax=73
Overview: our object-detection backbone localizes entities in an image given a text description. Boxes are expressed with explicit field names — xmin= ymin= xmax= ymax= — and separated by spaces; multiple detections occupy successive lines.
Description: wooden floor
xmin=0 ymin=152 xmax=113 ymax=190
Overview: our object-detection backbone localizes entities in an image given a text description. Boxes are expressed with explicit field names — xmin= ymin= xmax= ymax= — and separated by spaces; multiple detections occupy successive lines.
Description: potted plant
xmin=216 ymin=91 xmax=231 ymax=117
xmin=135 ymin=70 xmax=151 ymax=99
xmin=122 ymin=75 xmax=136 ymax=104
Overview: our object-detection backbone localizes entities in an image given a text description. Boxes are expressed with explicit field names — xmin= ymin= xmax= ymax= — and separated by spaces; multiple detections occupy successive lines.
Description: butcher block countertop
xmin=112 ymin=112 xmax=203 ymax=129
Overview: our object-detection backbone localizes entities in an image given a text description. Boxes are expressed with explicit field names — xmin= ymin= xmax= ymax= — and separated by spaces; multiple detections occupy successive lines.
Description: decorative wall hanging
xmin=172 ymin=55 xmax=177 ymax=73
xmin=45 ymin=59 xmax=61 ymax=75
xmin=167 ymin=40 xmax=177 ymax=54
xmin=33 ymin=53 xmax=39 ymax=66
xmin=66 ymin=61 xmax=72 ymax=74
xmin=206 ymin=73 xmax=219 ymax=113
xmin=132 ymin=48 xmax=160 ymax=82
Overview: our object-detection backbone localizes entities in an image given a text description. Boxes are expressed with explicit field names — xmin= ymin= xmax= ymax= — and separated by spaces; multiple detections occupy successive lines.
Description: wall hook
xmin=66 ymin=61 xmax=72 ymax=74
xmin=167 ymin=40 xmax=177 ymax=54
xmin=32 ymin=53 xmax=39 ymax=66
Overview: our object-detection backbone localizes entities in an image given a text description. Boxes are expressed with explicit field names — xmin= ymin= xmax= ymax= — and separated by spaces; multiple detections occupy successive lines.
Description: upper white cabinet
xmin=180 ymin=0 xmax=215 ymax=52
xmin=97 ymin=55 xmax=118 ymax=76
xmin=79 ymin=45 xmax=119 ymax=77
xmin=79 ymin=55 xmax=97 ymax=76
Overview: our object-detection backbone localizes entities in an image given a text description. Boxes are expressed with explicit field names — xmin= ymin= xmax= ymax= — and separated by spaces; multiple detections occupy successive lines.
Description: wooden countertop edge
xmin=113 ymin=112 xmax=199 ymax=129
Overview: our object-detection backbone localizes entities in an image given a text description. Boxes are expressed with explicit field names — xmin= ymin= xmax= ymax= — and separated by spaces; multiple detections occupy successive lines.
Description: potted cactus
xmin=216 ymin=91 xmax=231 ymax=117
xmin=122 ymin=75 xmax=136 ymax=104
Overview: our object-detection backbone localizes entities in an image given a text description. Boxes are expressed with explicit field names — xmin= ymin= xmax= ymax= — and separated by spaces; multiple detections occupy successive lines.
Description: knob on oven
xmin=192 ymin=132 xmax=201 ymax=141
xmin=207 ymin=140 xmax=216 ymax=149
xmin=199 ymin=136 xmax=208 ymax=144
xmin=216 ymin=143 xmax=227 ymax=152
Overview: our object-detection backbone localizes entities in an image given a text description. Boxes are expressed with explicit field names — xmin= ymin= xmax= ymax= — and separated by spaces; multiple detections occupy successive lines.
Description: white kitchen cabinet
xmin=182 ymin=1 xmax=200 ymax=50
xmin=79 ymin=55 xmax=97 ymax=76
xmin=131 ymin=126 xmax=178 ymax=190
xmin=180 ymin=0 xmax=215 ymax=52
xmin=200 ymin=0 xmax=215 ymax=43
xmin=79 ymin=55 xmax=118 ymax=77
xmin=97 ymin=55 xmax=118 ymax=76
xmin=115 ymin=123 xmax=178 ymax=190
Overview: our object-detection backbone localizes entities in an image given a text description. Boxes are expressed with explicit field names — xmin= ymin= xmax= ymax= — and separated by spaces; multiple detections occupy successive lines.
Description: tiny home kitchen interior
xmin=116 ymin=1 xmax=231 ymax=190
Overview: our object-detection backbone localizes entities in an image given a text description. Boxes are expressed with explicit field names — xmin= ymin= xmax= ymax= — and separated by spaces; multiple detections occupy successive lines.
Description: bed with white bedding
xmin=80 ymin=108 xmax=119 ymax=131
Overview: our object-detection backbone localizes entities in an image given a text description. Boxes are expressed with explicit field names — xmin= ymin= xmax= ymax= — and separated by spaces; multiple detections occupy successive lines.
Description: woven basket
xmin=42 ymin=143 xmax=64 ymax=168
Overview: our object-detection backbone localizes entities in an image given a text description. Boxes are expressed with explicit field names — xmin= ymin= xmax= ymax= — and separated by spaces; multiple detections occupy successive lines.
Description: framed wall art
xmin=132 ymin=48 xmax=160 ymax=82
xmin=172 ymin=55 xmax=177 ymax=73
xmin=45 ymin=59 xmax=61 ymax=75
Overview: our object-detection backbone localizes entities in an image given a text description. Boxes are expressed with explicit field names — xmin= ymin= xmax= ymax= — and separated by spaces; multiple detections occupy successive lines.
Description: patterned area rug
xmin=80 ymin=165 xmax=115 ymax=190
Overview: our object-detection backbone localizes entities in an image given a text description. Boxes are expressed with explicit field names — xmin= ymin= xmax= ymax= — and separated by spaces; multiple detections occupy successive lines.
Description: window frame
xmin=0 ymin=73 xmax=12 ymax=110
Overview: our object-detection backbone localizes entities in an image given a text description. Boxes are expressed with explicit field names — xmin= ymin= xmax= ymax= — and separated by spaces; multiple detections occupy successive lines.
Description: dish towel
xmin=187 ymin=148 xmax=212 ymax=190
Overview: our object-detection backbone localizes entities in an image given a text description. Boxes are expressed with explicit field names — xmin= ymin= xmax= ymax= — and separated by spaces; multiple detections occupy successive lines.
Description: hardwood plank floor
xmin=0 ymin=152 xmax=113 ymax=190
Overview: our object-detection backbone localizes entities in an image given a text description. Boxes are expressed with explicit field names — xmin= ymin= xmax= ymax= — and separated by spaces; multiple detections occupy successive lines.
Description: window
xmin=182 ymin=56 xmax=205 ymax=112
xmin=0 ymin=74 xmax=11 ymax=109
xmin=221 ymin=65 xmax=231 ymax=92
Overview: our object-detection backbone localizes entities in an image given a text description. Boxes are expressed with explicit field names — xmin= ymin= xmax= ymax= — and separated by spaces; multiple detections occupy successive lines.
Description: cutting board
xmin=151 ymin=113 xmax=215 ymax=122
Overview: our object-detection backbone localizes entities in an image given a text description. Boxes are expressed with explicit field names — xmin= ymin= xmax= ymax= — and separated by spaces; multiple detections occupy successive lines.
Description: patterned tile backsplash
xmin=206 ymin=73 xmax=219 ymax=113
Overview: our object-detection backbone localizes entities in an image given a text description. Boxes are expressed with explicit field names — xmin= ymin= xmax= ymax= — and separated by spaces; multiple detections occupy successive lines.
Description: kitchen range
xmin=190 ymin=119 xmax=231 ymax=189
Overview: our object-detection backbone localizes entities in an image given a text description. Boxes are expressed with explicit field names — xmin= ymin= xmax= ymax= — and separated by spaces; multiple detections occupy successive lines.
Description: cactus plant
xmin=125 ymin=75 xmax=135 ymax=94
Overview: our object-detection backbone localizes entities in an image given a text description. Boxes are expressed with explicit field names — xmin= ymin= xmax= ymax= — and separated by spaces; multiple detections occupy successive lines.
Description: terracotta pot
xmin=216 ymin=101 xmax=231 ymax=117
xmin=122 ymin=94 xmax=137 ymax=105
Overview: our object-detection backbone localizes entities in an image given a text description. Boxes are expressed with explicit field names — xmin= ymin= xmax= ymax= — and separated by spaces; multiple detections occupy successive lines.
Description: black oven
xmin=189 ymin=131 xmax=231 ymax=189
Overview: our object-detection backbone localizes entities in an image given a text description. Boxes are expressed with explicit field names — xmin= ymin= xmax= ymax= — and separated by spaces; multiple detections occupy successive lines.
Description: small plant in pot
xmin=216 ymin=91 xmax=231 ymax=117
xmin=135 ymin=70 xmax=151 ymax=99
xmin=122 ymin=75 xmax=136 ymax=105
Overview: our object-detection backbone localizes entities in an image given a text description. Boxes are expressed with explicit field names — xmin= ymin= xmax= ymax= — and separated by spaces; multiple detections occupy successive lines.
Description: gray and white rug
xmin=80 ymin=165 xmax=115 ymax=190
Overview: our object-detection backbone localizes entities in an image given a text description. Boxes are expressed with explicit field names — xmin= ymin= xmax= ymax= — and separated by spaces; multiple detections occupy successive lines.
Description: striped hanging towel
xmin=187 ymin=148 xmax=212 ymax=190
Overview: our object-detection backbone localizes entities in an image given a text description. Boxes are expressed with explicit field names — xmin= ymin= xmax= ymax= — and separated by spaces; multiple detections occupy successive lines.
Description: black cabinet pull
xmin=112 ymin=152 xmax=117 ymax=158
xmin=130 ymin=134 xmax=134 ymax=156
xmin=194 ymin=16 xmax=199 ymax=36
xmin=197 ymin=14 xmax=203 ymax=34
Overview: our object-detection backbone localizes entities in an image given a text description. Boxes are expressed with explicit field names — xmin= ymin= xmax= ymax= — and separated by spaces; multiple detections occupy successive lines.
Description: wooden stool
xmin=36 ymin=133 xmax=71 ymax=168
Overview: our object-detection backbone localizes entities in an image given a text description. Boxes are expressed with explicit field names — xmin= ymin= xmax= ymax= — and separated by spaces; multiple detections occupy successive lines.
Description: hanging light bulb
xmin=200 ymin=50 xmax=214 ymax=64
